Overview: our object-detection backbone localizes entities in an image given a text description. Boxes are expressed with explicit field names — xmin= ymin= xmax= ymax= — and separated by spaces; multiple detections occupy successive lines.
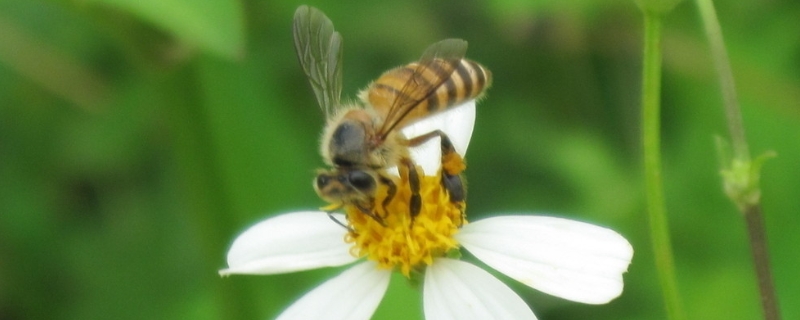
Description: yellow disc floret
xmin=344 ymin=164 xmax=467 ymax=277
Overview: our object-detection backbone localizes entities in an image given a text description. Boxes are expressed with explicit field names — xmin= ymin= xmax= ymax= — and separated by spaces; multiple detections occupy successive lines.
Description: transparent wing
xmin=377 ymin=39 xmax=467 ymax=139
xmin=293 ymin=6 xmax=343 ymax=117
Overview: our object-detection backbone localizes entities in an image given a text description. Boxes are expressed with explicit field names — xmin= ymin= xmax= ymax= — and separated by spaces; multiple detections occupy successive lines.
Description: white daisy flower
xmin=220 ymin=102 xmax=634 ymax=319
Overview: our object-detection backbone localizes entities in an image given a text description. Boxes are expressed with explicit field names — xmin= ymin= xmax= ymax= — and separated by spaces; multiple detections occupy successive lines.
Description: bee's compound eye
xmin=316 ymin=175 xmax=331 ymax=189
xmin=348 ymin=171 xmax=375 ymax=192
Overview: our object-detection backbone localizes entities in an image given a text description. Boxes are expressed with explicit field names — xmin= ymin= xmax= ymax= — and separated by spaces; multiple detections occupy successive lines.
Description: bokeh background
xmin=2 ymin=0 xmax=799 ymax=319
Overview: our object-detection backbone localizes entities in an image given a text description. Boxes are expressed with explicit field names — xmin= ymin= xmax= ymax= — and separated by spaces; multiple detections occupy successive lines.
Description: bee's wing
xmin=376 ymin=39 xmax=467 ymax=139
xmin=293 ymin=6 xmax=343 ymax=117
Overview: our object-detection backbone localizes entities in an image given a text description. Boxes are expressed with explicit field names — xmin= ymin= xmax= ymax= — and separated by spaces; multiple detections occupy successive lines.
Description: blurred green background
xmin=1 ymin=0 xmax=799 ymax=319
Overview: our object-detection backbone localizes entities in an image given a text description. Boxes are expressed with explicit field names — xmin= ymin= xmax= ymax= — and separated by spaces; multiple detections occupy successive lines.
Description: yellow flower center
xmin=344 ymin=160 xmax=467 ymax=277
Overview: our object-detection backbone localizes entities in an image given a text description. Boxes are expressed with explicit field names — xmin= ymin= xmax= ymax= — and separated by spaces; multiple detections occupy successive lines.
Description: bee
xmin=293 ymin=6 xmax=491 ymax=224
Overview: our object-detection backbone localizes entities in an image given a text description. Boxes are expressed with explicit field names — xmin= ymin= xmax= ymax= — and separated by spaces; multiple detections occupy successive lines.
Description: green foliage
xmin=1 ymin=0 xmax=799 ymax=319
xmin=636 ymin=0 xmax=685 ymax=15
xmin=86 ymin=0 xmax=245 ymax=58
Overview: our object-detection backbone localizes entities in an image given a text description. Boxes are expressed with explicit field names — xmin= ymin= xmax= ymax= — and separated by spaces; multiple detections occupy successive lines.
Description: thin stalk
xmin=696 ymin=1 xmax=780 ymax=319
xmin=744 ymin=205 xmax=781 ymax=320
xmin=695 ymin=0 xmax=749 ymax=160
xmin=641 ymin=12 xmax=685 ymax=320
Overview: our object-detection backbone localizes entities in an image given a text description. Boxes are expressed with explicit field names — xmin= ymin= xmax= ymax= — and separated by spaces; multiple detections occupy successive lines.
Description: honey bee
xmin=293 ymin=6 xmax=491 ymax=224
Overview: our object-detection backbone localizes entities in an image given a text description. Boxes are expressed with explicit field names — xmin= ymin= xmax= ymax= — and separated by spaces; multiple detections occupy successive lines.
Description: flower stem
xmin=696 ymin=1 xmax=781 ymax=319
xmin=695 ymin=0 xmax=748 ymax=160
xmin=641 ymin=12 xmax=685 ymax=320
xmin=744 ymin=205 xmax=781 ymax=320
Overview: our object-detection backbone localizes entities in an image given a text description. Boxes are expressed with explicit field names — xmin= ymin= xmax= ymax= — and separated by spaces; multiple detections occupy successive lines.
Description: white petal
xmin=384 ymin=136 xmax=440 ymax=177
xmin=401 ymin=100 xmax=476 ymax=175
xmin=407 ymin=135 xmax=442 ymax=176
xmin=220 ymin=211 xmax=357 ymax=276
xmin=457 ymin=215 xmax=634 ymax=304
xmin=277 ymin=261 xmax=390 ymax=320
xmin=424 ymin=258 xmax=537 ymax=320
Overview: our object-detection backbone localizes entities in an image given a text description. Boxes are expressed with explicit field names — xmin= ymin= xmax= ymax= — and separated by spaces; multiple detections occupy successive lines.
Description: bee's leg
xmin=326 ymin=211 xmax=355 ymax=233
xmin=354 ymin=201 xmax=386 ymax=226
xmin=406 ymin=130 xmax=463 ymax=175
xmin=407 ymin=130 xmax=466 ymax=203
xmin=378 ymin=174 xmax=397 ymax=218
xmin=400 ymin=158 xmax=422 ymax=218
xmin=441 ymin=172 xmax=466 ymax=203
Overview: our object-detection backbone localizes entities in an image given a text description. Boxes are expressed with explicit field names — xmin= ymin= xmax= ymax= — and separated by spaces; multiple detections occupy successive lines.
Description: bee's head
xmin=313 ymin=168 xmax=377 ymax=204
xmin=321 ymin=109 xmax=377 ymax=168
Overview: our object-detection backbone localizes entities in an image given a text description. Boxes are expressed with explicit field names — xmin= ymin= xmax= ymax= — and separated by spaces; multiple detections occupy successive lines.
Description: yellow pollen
xmin=343 ymin=163 xmax=467 ymax=277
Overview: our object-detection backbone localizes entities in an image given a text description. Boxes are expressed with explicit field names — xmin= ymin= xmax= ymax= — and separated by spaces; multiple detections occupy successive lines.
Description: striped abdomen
xmin=365 ymin=59 xmax=491 ymax=127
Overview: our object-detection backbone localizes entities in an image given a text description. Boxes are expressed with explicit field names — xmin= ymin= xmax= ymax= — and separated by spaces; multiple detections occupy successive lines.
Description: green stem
xmin=696 ymin=1 xmax=781 ymax=319
xmin=695 ymin=0 xmax=749 ymax=160
xmin=641 ymin=12 xmax=685 ymax=320
xmin=744 ymin=205 xmax=781 ymax=320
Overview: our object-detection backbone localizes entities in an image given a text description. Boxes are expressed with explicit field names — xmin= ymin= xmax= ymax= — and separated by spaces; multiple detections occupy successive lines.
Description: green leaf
xmin=88 ymin=0 xmax=244 ymax=59
xmin=635 ymin=0 xmax=684 ymax=15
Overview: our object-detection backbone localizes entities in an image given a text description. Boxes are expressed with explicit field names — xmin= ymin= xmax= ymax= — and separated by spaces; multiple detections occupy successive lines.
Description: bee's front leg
xmin=377 ymin=174 xmax=397 ymax=219
xmin=400 ymin=159 xmax=422 ymax=218
xmin=354 ymin=200 xmax=386 ymax=226
xmin=323 ymin=205 xmax=356 ymax=233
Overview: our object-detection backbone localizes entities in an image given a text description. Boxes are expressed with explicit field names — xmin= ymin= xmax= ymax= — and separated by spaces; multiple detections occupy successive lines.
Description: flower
xmin=220 ymin=102 xmax=634 ymax=319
